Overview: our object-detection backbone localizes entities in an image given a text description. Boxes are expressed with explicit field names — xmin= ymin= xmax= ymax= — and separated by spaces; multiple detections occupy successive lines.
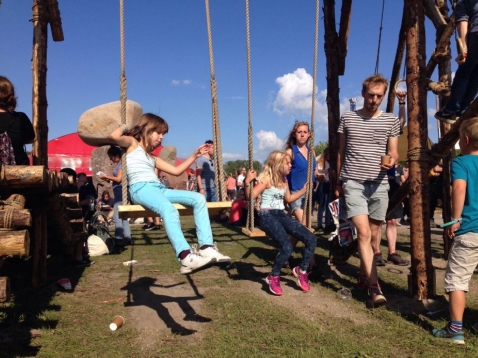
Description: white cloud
xmin=428 ymin=107 xmax=436 ymax=117
xmin=171 ymin=79 xmax=192 ymax=86
xmin=272 ymin=68 xmax=329 ymax=125
xmin=256 ymin=130 xmax=284 ymax=151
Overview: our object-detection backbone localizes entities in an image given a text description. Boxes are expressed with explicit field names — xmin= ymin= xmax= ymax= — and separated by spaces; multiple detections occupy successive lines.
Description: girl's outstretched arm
xmin=109 ymin=126 xmax=136 ymax=150
xmin=155 ymin=144 xmax=209 ymax=176
xmin=244 ymin=170 xmax=265 ymax=201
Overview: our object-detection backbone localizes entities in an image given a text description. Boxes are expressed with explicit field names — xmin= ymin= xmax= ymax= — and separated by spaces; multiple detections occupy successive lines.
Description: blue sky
xmin=1 ymin=1 xmax=448 ymax=162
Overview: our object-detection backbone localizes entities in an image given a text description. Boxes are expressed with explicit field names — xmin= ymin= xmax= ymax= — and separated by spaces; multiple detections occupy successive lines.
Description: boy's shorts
xmin=344 ymin=180 xmax=389 ymax=221
xmin=445 ymin=232 xmax=478 ymax=293
xmin=289 ymin=191 xmax=305 ymax=213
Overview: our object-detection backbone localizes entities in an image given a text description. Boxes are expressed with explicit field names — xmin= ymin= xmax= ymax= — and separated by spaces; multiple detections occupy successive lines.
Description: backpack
xmin=0 ymin=116 xmax=16 ymax=165
xmin=87 ymin=212 xmax=116 ymax=254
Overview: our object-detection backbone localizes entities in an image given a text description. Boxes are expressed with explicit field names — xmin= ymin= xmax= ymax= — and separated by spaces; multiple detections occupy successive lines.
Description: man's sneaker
xmin=292 ymin=266 xmax=310 ymax=292
xmin=198 ymin=242 xmax=231 ymax=263
xmin=387 ymin=253 xmax=409 ymax=266
xmin=435 ymin=109 xmax=458 ymax=124
xmin=368 ymin=285 xmax=387 ymax=307
xmin=180 ymin=252 xmax=214 ymax=274
xmin=432 ymin=327 xmax=465 ymax=345
xmin=265 ymin=274 xmax=283 ymax=296
xmin=357 ymin=274 xmax=370 ymax=290
xmin=374 ymin=253 xmax=387 ymax=266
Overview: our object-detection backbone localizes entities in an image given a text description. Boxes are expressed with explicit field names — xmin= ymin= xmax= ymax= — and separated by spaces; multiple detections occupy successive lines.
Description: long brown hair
xmin=284 ymin=121 xmax=310 ymax=149
xmin=0 ymin=76 xmax=17 ymax=111
xmin=127 ymin=113 xmax=169 ymax=153
xmin=317 ymin=147 xmax=329 ymax=168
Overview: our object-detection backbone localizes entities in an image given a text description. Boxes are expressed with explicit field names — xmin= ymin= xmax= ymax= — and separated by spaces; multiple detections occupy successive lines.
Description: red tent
xmin=46 ymin=133 xmax=97 ymax=175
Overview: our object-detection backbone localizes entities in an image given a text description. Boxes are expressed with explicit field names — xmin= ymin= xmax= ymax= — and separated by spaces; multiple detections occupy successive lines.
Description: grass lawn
xmin=1 ymin=217 xmax=478 ymax=357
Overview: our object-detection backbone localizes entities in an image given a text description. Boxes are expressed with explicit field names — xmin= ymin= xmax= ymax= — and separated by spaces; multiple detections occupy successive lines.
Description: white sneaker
xmin=180 ymin=252 xmax=214 ymax=274
xmin=199 ymin=242 xmax=231 ymax=263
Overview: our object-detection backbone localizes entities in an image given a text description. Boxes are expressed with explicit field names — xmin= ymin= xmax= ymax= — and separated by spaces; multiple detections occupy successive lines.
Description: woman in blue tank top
xmin=109 ymin=113 xmax=230 ymax=274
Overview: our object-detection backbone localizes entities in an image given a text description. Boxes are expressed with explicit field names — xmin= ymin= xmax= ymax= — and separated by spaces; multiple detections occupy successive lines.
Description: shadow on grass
xmin=0 ymin=254 xmax=91 ymax=357
xmin=121 ymin=275 xmax=210 ymax=336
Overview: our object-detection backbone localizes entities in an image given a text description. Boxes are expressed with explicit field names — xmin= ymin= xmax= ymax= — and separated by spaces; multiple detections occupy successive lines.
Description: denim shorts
xmin=289 ymin=191 xmax=305 ymax=213
xmin=445 ymin=232 xmax=478 ymax=293
xmin=344 ymin=179 xmax=390 ymax=221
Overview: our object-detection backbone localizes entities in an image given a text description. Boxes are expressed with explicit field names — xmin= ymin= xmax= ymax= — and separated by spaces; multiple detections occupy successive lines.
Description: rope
xmin=3 ymin=208 xmax=14 ymax=229
xmin=119 ymin=0 xmax=129 ymax=205
xmin=204 ymin=0 xmax=227 ymax=202
xmin=374 ymin=0 xmax=386 ymax=74
xmin=406 ymin=147 xmax=431 ymax=162
xmin=303 ymin=0 xmax=320 ymax=229
xmin=243 ymin=0 xmax=256 ymax=231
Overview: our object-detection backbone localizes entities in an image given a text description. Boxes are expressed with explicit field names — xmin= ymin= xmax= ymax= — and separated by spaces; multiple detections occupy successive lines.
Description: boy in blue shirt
xmin=433 ymin=117 xmax=478 ymax=344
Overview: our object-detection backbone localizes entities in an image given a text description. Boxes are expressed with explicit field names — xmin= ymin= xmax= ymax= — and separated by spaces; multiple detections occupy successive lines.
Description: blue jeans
xmin=317 ymin=181 xmax=331 ymax=227
xmin=205 ymin=187 xmax=217 ymax=202
xmin=129 ymin=181 xmax=213 ymax=257
xmin=260 ymin=209 xmax=317 ymax=276
xmin=113 ymin=186 xmax=131 ymax=240
xmin=445 ymin=32 xmax=478 ymax=113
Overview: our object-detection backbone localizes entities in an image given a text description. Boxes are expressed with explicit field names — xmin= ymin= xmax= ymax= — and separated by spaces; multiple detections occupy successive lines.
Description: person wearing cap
xmin=196 ymin=140 xmax=217 ymax=202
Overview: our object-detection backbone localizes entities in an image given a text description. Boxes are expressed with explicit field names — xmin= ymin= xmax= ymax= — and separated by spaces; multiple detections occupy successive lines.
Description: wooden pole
xmin=404 ymin=0 xmax=435 ymax=299
xmin=323 ymin=0 xmax=341 ymax=190
xmin=386 ymin=1 xmax=407 ymax=113
xmin=337 ymin=0 xmax=352 ymax=76
xmin=31 ymin=0 xmax=49 ymax=288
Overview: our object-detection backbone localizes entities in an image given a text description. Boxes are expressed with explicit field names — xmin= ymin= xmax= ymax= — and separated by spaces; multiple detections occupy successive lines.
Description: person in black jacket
xmin=0 ymin=76 xmax=35 ymax=164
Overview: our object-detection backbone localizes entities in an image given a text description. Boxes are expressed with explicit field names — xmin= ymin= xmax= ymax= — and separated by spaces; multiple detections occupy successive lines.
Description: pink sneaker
xmin=266 ymin=274 xmax=283 ymax=296
xmin=357 ymin=274 xmax=370 ymax=290
xmin=292 ymin=266 xmax=310 ymax=292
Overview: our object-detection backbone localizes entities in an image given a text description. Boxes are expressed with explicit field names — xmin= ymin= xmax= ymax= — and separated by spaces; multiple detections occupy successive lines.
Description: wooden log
xmin=0 ymin=165 xmax=48 ymax=190
xmin=60 ymin=193 xmax=79 ymax=208
xmin=77 ymin=100 xmax=143 ymax=147
xmin=0 ymin=277 xmax=11 ymax=303
xmin=69 ymin=219 xmax=84 ymax=233
xmin=66 ymin=208 xmax=83 ymax=220
xmin=0 ymin=230 xmax=30 ymax=257
xmin=0 ymin=209 xmax=32 ymax=229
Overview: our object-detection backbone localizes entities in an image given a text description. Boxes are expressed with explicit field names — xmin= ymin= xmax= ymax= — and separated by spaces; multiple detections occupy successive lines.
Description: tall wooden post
xmin=404 ymin=0 xmax=435 ymax=299
xmin=30 ymin=0 xmax=50 ymax=288
xmin=323 ymin=0 xmax=351 ymax=189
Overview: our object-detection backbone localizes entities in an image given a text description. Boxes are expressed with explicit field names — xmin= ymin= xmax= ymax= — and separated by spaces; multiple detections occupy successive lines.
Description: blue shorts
xmin=289 ymin=191 xmax=305 ymax=213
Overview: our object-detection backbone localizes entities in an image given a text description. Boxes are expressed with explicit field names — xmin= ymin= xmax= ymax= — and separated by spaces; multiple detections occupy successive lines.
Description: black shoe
xmin=73 ymin=258 xmax=95 ymax=267
xmin=323 ymin=225 xmax=336 ymax=234
xmin=435 ymin=109 xmax=457 ymax=124
xmin=144 ymin=223 xmax=156 ymax=231
xmin=374 ymin=253 xmax=387 ymax=266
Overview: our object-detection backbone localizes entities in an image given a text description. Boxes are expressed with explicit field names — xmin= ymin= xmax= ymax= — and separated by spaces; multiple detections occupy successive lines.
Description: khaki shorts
xmin=445 ymin=232 xmax=478 ymax=293
xmin=344 ymin=180 xmax=390 ymax=221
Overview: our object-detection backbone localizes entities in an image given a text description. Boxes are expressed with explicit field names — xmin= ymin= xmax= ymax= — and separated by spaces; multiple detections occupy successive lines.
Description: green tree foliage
xmin=314 ymin=141 xmax=329 ymax=155
xmin=223 ymin=160 xmax=263 ymax=178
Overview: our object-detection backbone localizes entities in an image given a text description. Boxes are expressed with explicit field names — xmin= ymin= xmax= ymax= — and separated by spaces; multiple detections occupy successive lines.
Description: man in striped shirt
xmin=336 ymin=74 xmax=400 ymax=307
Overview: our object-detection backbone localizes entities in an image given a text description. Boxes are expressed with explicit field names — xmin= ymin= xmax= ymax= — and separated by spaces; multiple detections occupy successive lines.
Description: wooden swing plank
xmin=242 ymin=227 xmax=267 ymax=237
xmin=117 ymin=201 xmax=232 ymax=220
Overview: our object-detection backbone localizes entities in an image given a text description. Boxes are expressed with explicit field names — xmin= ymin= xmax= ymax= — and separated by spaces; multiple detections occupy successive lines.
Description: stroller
xmin=327 ymin=198 xmax=358 ymax=263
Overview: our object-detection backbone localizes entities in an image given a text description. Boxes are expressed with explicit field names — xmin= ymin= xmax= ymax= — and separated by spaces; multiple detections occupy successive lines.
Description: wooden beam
xmin=118 ymin=201 xmax=233 ymax=220
xmin=337 ymin=0 xmax=352 ymax=76
xmin=44 ymin=0 xmax=64 ymax=42
xmin=386 ymin=1 xmax=407 ymax=113
xmin=425 ymin=13 xmax=455 ymax=79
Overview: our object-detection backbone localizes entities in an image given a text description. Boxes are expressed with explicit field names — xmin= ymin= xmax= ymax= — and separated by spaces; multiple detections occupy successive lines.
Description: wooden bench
xmin=117 ymin=201 xmax=232 ymax=220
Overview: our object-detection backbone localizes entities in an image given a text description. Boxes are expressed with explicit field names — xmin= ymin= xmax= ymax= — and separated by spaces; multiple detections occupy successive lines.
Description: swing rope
xmin=204 ymin=0 xmax=227 ymax=202
xmin=303 ymin=0 xmax=320 ymax=229
xmin=374 ymin=0 xmax=386 ymax=74
xmin=119 ymin=0 xmax=129 ymax=205
xmin=244 ymin=0 xmax=256 ymax=232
